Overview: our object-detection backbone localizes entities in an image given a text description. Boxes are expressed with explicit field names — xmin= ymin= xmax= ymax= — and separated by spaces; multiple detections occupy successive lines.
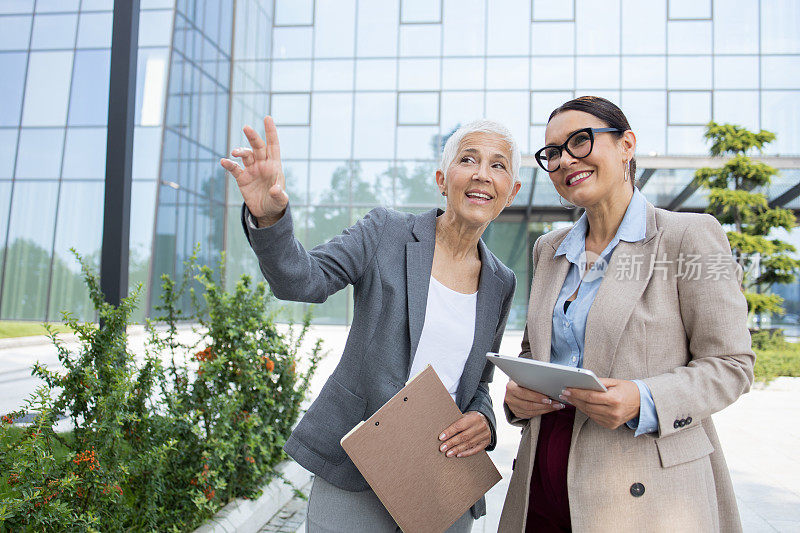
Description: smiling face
xmin=544 ymin=110 xmax=635 ymax=210
xmin=436 ymin=132 xmax=521 ymax=228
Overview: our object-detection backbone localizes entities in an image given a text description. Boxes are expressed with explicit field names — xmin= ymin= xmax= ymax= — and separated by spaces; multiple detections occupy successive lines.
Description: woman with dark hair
xmin=498 ymin=96 xmax=754 ymax=532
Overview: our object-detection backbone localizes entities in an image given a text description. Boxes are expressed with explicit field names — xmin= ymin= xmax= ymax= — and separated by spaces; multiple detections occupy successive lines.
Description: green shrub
xmin=754 ymin=343 xmax=800 ymax=382
xmin=0 ymin=251 xmax=321 ymax=531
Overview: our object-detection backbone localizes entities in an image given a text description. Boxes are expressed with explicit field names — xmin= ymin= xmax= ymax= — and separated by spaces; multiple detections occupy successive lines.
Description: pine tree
xmin=696 ymin=122 xmax=800 ymax=328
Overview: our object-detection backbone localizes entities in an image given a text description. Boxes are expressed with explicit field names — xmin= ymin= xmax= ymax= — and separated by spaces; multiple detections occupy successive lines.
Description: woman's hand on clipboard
xmin=438 ymin=411 xmax=491 ymax=459
xmin=504 ymin=380 xmax=566 ymax=419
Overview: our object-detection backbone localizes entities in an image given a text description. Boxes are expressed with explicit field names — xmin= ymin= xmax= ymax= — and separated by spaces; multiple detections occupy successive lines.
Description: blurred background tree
xmin=696 ymin=122 xmax=800 ymax=330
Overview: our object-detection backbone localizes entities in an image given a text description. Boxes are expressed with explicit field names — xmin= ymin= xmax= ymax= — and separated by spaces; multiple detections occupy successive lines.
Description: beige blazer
xmin=499 ymin=202 xmax=755 ymax=532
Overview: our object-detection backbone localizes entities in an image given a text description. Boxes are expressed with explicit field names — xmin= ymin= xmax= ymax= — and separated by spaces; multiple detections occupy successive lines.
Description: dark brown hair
xmin=548 ymin=96 xmax=636 ymax=188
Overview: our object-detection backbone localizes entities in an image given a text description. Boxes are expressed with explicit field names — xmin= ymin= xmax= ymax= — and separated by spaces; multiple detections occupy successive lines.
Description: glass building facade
xmin=0 ymin=0 xmax=799 ymax=329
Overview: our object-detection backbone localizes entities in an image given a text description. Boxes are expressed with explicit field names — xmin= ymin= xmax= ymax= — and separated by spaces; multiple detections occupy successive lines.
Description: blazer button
xmin=673 ymin=420 xmax=680 ymax=429
xmin=630 ymin=483 xmax=645 ymax=497
xmin=679 ymin=419 xmax=686 ymax=427
xmin=686 ymin=417 xmax=692 ymax=425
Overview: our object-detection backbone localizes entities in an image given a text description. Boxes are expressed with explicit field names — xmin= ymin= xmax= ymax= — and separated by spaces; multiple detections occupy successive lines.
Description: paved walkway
xmin=1 ymin=325 xmax=798 ymax=532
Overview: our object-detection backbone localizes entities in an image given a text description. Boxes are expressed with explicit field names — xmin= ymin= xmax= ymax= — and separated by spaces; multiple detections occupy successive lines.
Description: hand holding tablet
xmin=486 ymin=352 xmax=607 ymax=402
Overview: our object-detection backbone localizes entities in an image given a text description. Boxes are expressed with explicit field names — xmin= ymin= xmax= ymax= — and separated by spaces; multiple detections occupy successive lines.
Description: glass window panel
xmin=531 ymin=57 xmax=574 ymax=89
xmin=576 ymin=56 xmax=620 ymax=90
xmin=440 ymin=91 xmax=483 ymax=134
xmin=668 ymin=91 xmax=710 ymax=125
xmin=762 ymin=57 xmax=800 ymax=90
xmin=397 ymin=126 xmax=438 ymax=159
xmin=77 ymin=12 xmax=111 ymax=48
xmin=22 ymin=51 xmax=73 ymax=126
xmin=0 ymin=1 xmax=34 ymax=14
xmin=533 ymin=0 xmax=573 ymax=20
xmin=621 ymin=56 xmax=666 ymax=89
xmin=281 ymin=160 xmax=309 ymax=205
xmin=621 ymin=0 xmax=666 ymax=54
xmin=315 ymin=0 xmax=355 ymax=58
xmin=487 ymin=0 xmax=529 ymax=55
xmin=667 ymin=125 xmax=707 ymax=154
xmin=313 ymin=60 xmax=354 ymax=91
xmin=0 ymin=181 xmax=58 ymax=320
xmin=667 ymin=21 xmax=711 ymax=54
xmin=62 ymin=127 xmax=106 ymax=179
xmin=0 ymin=129 xmax=17 ymax=177
xmin=621 ymin=90 xmax=666 ymax=155
xmin=31 ymin=14 xmax=77 ymax=49
xmin=712 ymin=0 xmax=757 ymax=53
xmin=714 ymin=56 xmax=758 ymax=89
xmin=271 ymin=93 xmax=310 ymax=125
xmin=394 ymin=160 xmax=439 ymax=206
xmin=48 ymin=181 xmax=103 ymax=321
xmin=398 ymin=58 xmax=440 ymax=90
xmin=401 ymin=0 xmax=441 ymax=23
xmin=486 ymin=57 xmax=528 ymax=90
xmin=35 ymin=0 xmax=79 ymax=11
xmin=761 ymin=0 xmax=800 ymax=53
xmin=442 ymin=0 xmax=484 ymax=56
xmin=667 ymin=56 xmax=711 ymax=89
xmin=398 ymin=92 xmax=438 ymax=125
xmin=275 ymin=0 xmax=313 ymax=25
xmin=271 ymin=60 xmax=311 ymax=91
xmin=762 ymin=91 xmax=800 ymax=155
xmin=529 ymin=125 xmax=546 ymax=152
xmin=138 ymin=10 xmax=173 ymax=47
xmin=355 ymin=59 xmax=396 ymax=90
xmin=531 ymin=91 xmax=573 ymax=124
xmin=486 ymin=91 xmax=529 ymax=152
xmin=714 ymin=91 xmax=758 ymax=131
xmin=442 ymin=57 xmax=484 ymax=90
xmin=15 ymin=128 xmax=63 ymax=178
xmin=353 ymin=161 xmax=393 ymax=205
xmin=531 ymin=21 xmax=574 ymax=55
xmin=357 ymin=0 xmax=398 ymax=57
xmin=305 ymin=209 xmax=350 ymax=324
xmin=0 ymin=52 xmax=27 ymax=126
xmin=585 ymin=90 xmax=620 ymax=105
xmin=277 ymin=127 xmax=310 ymax=161
xmin=310 ymin=93 xmax=352 ymax=159
xmin=132 ymin=126 xmax=161 ymax=179
xmin=68 ymin=49 xmax=110 ymax=126
xmin=576 ymin=0 xmax=620 ymax=55
xmin=137 ymin=50 xmax=168 ymax=127
xmin=82 ymin=0 xmax=114 ymax=9
xmin=128 ymin=179 xmax=156 ymax=322
xmin=0 ymin=182 xmax=9 ymax=284
xmin=668 ymin=0 xmax=710 ymax=19
xmin=400 ymin=24 xmax=441 ymax=57
xmin=0 ymin=15 xmax=32 ymax=50
xmin=353 ymin=92 xmax=396 ymax=159
xmin=309 ymin=160 xmax=348 ymax=204
xmin=272 ymin=26 xmax=312 ymax=59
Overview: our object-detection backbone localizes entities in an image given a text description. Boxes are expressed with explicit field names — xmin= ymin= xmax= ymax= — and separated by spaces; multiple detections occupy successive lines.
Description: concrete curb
xmin=194 ymin=461 xmax=313 ymax=533
xmin=0 ymin=323 xmax=201 ymax=349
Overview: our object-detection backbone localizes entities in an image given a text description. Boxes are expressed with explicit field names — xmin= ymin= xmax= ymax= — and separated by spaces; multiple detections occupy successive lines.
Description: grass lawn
xmin=754 ymin=342 xmax=800 ymax=382
xmin=0 ymin=321 xmax=73 ymax=339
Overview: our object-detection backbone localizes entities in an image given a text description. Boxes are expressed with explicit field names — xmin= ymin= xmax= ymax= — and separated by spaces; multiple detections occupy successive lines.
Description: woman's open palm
xmin=220 ymin=116 xmax=288 ymax=226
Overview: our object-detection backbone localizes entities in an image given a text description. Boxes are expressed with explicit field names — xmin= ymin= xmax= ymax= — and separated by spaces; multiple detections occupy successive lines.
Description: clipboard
xmin=340 ymin=365 xmax=501 ymax=533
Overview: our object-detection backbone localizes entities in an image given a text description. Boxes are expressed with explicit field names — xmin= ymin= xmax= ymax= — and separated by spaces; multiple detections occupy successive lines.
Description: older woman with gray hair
xmin=220 ymin=117 xmax=521 ymax=532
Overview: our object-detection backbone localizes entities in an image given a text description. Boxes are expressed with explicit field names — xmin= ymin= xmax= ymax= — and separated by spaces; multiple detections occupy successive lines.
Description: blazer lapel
xmin=527 ymin=239 xmax=571 ymax=363
xmin=456 ymin=241 xmax=503 ymax=410
xmin=405 ymin=209 xmax=438 ymax=377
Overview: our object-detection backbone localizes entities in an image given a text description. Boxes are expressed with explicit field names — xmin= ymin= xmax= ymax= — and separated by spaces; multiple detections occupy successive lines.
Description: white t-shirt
xmin=408 ymin=276 xmax=478 ymax=402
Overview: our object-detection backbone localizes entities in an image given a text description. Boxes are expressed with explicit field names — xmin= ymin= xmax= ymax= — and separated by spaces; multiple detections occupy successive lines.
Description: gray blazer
xmin=242 ymin=203 xmax=516 ymax=519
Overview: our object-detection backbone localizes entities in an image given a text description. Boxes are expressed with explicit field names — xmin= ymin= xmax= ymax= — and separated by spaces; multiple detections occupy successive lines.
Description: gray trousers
xmin=306 ymin=475 xmax=474 ymax=533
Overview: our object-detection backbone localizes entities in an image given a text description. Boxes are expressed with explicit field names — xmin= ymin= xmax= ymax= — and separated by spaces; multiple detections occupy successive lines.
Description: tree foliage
xmin=696 ymin=122 xmax=800 ymax=325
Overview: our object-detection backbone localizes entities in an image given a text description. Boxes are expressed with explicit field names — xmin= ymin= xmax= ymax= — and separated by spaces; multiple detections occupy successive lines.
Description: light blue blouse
xmin=551 ymin=187 xmax=657 ymax=436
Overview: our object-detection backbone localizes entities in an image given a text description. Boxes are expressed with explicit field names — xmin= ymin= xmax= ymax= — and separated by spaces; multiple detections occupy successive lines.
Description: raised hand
xmin=220 ymin=116 xmax=288 ymax=227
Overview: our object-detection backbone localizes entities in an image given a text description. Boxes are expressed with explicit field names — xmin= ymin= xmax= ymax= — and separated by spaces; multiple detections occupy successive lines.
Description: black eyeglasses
xmin=534 ymin=127 xmax=622 ymax=172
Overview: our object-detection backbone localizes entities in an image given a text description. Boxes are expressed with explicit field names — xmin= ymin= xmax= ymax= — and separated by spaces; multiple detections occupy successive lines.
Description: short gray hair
xmin=439 ymin=119 xmax=521 ymax=182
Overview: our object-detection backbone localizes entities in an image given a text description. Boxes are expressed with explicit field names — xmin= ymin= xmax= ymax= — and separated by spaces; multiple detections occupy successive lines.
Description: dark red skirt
xmin=526 ymin=405 xmax=575 ymax=533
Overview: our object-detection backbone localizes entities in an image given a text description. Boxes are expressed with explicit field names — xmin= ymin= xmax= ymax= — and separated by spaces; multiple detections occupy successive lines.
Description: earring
xmin=441 ymin=191 xmax=446 ymax=196
xmin=623 ymin=160 xmax=630 ymax=182
xmin=559 ymin=195 xmax=575 ymax=209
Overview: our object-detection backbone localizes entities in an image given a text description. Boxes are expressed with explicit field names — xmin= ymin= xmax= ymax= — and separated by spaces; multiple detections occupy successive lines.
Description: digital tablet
xmin=486 ymin=352 xmax=607 ymax=401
